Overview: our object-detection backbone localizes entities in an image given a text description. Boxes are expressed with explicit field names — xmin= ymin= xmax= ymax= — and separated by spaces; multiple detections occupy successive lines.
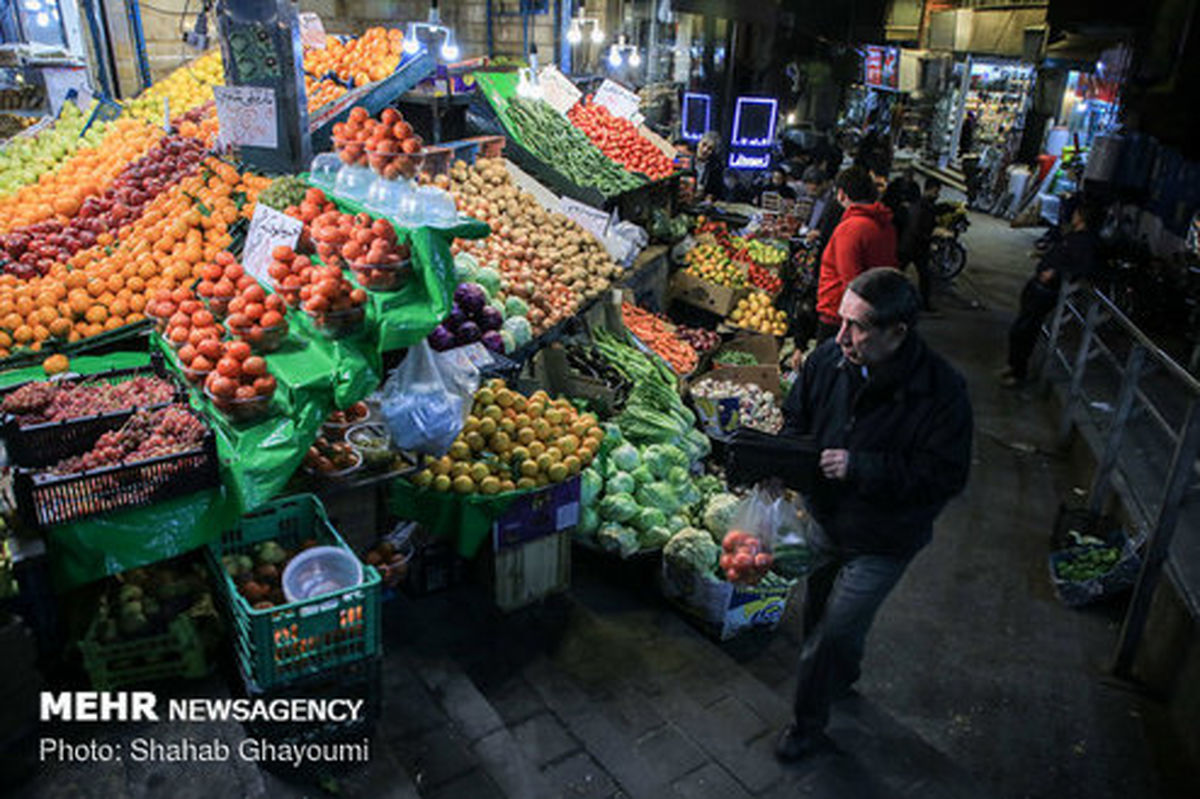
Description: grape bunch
xmin=3 ymin=375 xmax=176 ymax=425
xmin=51 ymin=405 xmax=207 ymax=475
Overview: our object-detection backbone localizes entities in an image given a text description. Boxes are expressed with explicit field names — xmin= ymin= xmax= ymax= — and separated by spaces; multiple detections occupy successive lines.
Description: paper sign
xmin=213 ymin=85 xmax=278 ymax=149
xmin=559 ymin=196 xmax=611 ymax=241
xmin=299 ymin=13 xmax=327 ymax=49
xmin=242 ymin=204 xmax=303 ymax=285
xmin=593 ymin=79 xmax=641 ymax=121
xmin=539 ymin=65 xmax=582 ymax=115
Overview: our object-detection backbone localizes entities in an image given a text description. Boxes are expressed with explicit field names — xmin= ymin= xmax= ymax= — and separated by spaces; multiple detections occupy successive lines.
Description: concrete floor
xmin=9 ymin=210 xmax=1197 ymax=799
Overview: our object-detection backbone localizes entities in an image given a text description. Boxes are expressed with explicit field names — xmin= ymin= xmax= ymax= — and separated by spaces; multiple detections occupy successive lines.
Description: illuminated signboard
xmin=730 ymin=96 xmax=777 ymax=148
xmin=863 ymin=45 xmax=900 ymax=90
xmin=681 ymin=92 xmax=712 ymax=141
xmin=728 ymin=151 xmax=771 ymax=170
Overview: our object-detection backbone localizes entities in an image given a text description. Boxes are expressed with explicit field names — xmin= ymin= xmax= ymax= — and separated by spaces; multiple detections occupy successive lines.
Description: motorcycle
xmin=929 ymin=203 xmax=970 ymax=280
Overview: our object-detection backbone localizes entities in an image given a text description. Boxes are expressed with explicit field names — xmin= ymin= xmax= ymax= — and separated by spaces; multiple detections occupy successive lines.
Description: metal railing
xmin=1041 ymin=284 xmax=1200 ymax=677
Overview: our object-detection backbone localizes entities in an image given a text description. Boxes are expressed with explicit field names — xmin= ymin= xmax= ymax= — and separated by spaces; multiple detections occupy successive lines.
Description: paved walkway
xmin=9 ymin=210 xmax=1194 ymax=799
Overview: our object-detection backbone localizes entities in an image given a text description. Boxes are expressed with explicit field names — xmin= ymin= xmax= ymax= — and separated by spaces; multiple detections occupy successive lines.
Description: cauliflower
xmin=598 ymin=523 xmax=640 ymax=557
xmin=664 ymin=527 xmax=720 ymax=574
xmin=703 ymin=493 xmax=741 ymax=540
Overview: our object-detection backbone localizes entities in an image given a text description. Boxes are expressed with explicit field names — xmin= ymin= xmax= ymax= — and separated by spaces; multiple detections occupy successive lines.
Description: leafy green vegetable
xmin=611 ymin=443 xmax=641 ymax=472
xmin=606 ymin=472 xmax=636 ymax=496
xmin=638 ymin=526 xmax=672 ymax=549
xmin=667 ymin=465 xmax=690 ymax=487
xmin=598 ymin=523 xmax=640 ymax=557
xmin=664 ymin=527 xmax=720 ymax=574
xmin=579 ymin=507 xmax=600 ymax=536
xmin=637 ymin=481 xmax=681 ymax=514
xmin=581 ymin=468 xmax=603 ymax=505
xmin=599 ymin=493 xmax=639 ymax=523
xmin=634 ymin=507 xmax=668 ymax=533
xmin=630 ymin=465 xmax=654 ymax=486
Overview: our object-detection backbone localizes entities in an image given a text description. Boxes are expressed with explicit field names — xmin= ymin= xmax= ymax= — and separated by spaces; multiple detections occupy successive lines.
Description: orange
xmin=84 ymin=305 xmax=108 ymax=324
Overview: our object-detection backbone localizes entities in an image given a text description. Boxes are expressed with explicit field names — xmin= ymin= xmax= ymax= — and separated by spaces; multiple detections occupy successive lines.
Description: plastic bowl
xmin=180 ymin=363 xmax=213 ymax=386
xmin=228 ymin=320 xmax=289 ymax=353
xmin=322 ymin=405 xmax=372 ymax=441
xmin=349 ymin=258 xmax=412 ymax=292
xmin=332 ymin=136 xmax=369 ymax=168
xmin=303 ymin=305 xmax=365 ymax=339
xmin=146 ymin=305 xmax=172 ymax=334
xmin=203 ymin=383 xmax=273 ymax=423
xmin=303 ymin=447 xmax=362 ymax=480
xmin=346 ymin=421 xmax=393 ymax=470
xmin=282 ymin=545 xmax=364 ymax=603
xmin=364 ymin=148 xmax=423 ymax=181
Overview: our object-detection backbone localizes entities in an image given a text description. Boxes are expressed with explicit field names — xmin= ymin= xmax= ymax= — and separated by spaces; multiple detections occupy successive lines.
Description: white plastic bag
xmin=379 ymin=340 xmax=480 ymax=456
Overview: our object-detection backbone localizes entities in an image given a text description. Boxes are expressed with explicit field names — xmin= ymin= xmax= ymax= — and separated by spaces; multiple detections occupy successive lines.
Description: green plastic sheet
xmin=388 ymin=478 xmax=518 ymax=558
xmin=2 ymin=211 xmax=488 ymax=588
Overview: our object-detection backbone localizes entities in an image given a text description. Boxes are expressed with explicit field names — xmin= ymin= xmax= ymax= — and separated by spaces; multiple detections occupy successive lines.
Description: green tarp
xmin=387 ymin=478 xmax=518 ymax=558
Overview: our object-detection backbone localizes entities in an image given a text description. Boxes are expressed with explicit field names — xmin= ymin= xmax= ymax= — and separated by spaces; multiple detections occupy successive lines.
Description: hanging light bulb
xmin=628 ymin=48 xmax=641 ymax=67
xmin=591 ymin=25 xmax=605 ymax=44
xmin=608 ymin=45 xmax=622 ymax=68
xmin=402 ymin=23 xmax=420 ymax=54
xmin=440 ymin=32 xmax=459 ymax=61
xmin=567 ymin=23 xmax=582 ymax=45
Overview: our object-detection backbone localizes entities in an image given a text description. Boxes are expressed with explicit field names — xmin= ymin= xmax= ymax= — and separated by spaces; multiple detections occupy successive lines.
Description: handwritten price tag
xmin=539 ymin=65 xmax=582 ymax=115
xmin=242 ymin=204 xmax=303 ymax=285
xmin=593 ymin=79 xmax=641 ymax=121
xmin=299 ymin=13 xmax=327 ymax=49
xmin=213 ymin=85 xmax=278 ymax=149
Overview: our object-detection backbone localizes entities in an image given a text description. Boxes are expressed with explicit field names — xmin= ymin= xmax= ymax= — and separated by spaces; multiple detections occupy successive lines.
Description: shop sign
xmin=593 ymin=79 xmax=642 ymax=122
xmin=213 ymin=86 xmax=278 ymax=149
xmin=863 ymin=45 xmax=900 ymax=90
xmin=242 ymin=204 xmax=303 ymax=285
xmin=728 ymin=151 xmax=771 ymax=170
xmin=539 ymin=65 xmax=582 ymax=115
xmin=681 ymin=92 xmax=712 ymax=141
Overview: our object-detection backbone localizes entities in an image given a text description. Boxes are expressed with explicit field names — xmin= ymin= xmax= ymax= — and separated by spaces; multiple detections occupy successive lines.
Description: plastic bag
xmin=379 ymin=340 xmax=479 ymax=456
xmin=718 ymin=483 xmax=796 ymax=585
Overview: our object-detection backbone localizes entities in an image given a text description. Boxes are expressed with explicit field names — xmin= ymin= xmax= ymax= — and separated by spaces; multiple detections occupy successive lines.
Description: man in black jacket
xmin=775 ymin=268 xmax=973 ymax=762
xmin=1002 ymin=200 xmax=1102 ymax=386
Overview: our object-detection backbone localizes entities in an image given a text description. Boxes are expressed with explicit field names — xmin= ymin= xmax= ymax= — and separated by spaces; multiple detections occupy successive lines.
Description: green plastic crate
xmin=79 ymin=614 xmax=208 ymax=691
xmin=206 ymin=494 xmax=380 ymax=690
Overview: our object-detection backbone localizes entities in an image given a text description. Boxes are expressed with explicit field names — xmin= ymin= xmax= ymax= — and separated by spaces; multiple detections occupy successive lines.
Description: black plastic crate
xmin=13 ymin=410 xmax=219 ymax=528
xmin=1 ymin=354 xmax=182 ymax=468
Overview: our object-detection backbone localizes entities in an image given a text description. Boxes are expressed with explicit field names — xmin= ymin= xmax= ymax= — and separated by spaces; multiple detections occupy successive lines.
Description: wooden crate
xmin=486 ymin=531 xmax=571 ymax=612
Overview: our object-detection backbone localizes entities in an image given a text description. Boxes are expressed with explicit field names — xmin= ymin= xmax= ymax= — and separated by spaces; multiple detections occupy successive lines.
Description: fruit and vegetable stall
xmin=0 ymin=37 xmax=827 ymax=780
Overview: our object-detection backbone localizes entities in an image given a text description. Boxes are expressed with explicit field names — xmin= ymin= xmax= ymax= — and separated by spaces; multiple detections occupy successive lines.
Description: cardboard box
xmin=712 ymin=332 xmax=781 ymax=368
xmin=486 ymin=530 xmax=571 ymax=612
xmin=687 ymin=366 xmax=783 ymax=437
xmin=659 ymin=561 xmax=795 ymax=641
xmin=540 ymin=346 xmax=620 ymax=416
xmin=669 ymin=271 xmax=747 ymax=317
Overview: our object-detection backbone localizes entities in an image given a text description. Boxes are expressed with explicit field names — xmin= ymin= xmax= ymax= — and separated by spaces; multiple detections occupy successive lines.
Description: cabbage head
xmin=579 ymin=507 xmax=600 ymax=536
xmin=667 ymin=465 xmax=690 ymax=487
xmin=475 ymin=266 xmax=502 ymax=297
xmin=599 ymin=492 xmax=639 ymax=523
xmin=611 ymin=443 xmax=640 ymax=472
xmin=666 ymin=515 xmax=689 ymax=534
xmin=630 ymin=465 xmax=654 ymax=486
xmin=636 ymin=481 xmax=681 ymax=515
xmin=644 ymin=444 xmax=690 ymax=479
xmin=638 ymin=526 xmax=672 ymax=549
xmin=581 ymin=468 xmax=603 ymax=505
xmin=633 ymin=507 xmax=668 ymax=533
xmin=606 ymin=471 xmax=636 ymax=496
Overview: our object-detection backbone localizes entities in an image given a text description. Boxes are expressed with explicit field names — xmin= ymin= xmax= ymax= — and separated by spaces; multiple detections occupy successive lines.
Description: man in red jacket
xmin=814 ymin=166 xmax=898 ymax=342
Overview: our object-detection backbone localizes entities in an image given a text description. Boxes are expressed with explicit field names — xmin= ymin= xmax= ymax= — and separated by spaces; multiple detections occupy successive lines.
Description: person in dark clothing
xmin=805 ymin=165 xmax=844 ymax=257
xmin=1002 ymin=201 xmax=1102 ymax=385
xmin=694 ymin=131 xmax=726 ymax=202
xmin=959 ymin=111 xmax=977 ymax=157
xmin=775 ymin=268 xmax=973 ymax=762
xmin=895 ymin=177 xmax=942 ymax=311
xmin=759 ymin=167 xmax=797 ymax=203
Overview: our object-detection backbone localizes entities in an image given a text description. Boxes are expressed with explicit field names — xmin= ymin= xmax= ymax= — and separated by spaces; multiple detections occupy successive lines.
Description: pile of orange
xmin=305 ymin=77 xmax=348 ymax=112
xmin=304 ymin=27 xmax=405 ymax=87
xmin=175 ymin=104 xmax=220 ymax=148
xmin=0 ymin=158 xmax=269 ymax=361
xmin=0 ymin=118 xmax=161 ymax=234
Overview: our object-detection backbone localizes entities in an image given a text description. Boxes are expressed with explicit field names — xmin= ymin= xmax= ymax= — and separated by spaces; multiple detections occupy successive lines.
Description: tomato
xmin=216 ymin=357 xmax=241 ymax=378
xmin=226 ymin=341 xmax=252 ymax=361
xmin=242 ymin=356 xmax=267 ymax=378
